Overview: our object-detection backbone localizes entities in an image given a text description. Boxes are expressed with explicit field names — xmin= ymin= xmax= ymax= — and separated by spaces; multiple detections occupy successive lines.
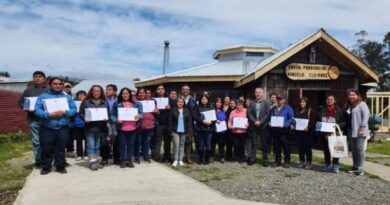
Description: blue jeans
xmin=86 ymin=130 xmax=102 ymax=158
xmin=140 ymin=129 xmax=153 ymax=160
xmin=197 ymin=131 xmax=213 ymax=151
xmin=29 ymin=120 xmax=42 ymax=165
xmin=119 ymin=131 xmax=136 ymax=162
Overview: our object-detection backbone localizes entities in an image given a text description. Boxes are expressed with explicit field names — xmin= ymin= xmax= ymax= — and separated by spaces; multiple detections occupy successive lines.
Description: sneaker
xmin=127 ymin=162 xmax=135 ymax=168
xmin=40 ymin=169 xmax=51 ymax=175
xmin=220 ymin=158 xmax=225 ymax=163
xmin=178 ymin=161 xmax=184 ymax=166
xmin=65 ymin=162 xmax=71 ymax=167
xmin=355 ymin=169 xmax=364 ymax=176
xmin=348 ymin=167 xmax=359 ymax=174
xmin=76 ymin=156 xmax=82 ymax=161
xmin=56 ymin=168 xmax=67 ymax=174
xmin=100 ymin=160 xmax=108 ymax=166
xmin=135 ymin=157 xmax=141 ymax=164
xmin=323 ymin=164 xmax=332 ymax=172
xmin=172 ymin=160 xmax=179 ymax=167
xmin=120 ymin=162 xmax=127 ymax=168
xmin=298 ymin=161 xmax=305 ymax=168
xmin=89 ymin=163 xmax=99 ymax=171
xmin=144 ymin=159 xmax=152 ymax=163
xmin=332 ymin=165 xmax=340 ymax=173
xmin=83 ymin=156 xmax=89 ymax=161
xmin=305 ymin=162 xmax=312 ymax=170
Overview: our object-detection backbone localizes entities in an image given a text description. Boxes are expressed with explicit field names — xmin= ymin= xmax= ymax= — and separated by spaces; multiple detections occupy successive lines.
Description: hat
xmin=64 ymin=82 xmax=72 ymax=88
xmin=32 ymin=71 xmax=46 ymax=78
xmin=276 ymin=94 xmax=286 ymax=100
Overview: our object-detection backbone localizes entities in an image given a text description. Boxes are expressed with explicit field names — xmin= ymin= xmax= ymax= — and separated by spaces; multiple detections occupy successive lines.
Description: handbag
xmin=328 ymin=124 xmax=348 ymax=158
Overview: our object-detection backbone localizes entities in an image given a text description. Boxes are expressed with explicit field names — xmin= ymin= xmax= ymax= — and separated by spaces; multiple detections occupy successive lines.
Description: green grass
xmin=367 ymin=141 xmax=390 ymax=156
xmin=0 ymin=132 xmax=32 ymax=205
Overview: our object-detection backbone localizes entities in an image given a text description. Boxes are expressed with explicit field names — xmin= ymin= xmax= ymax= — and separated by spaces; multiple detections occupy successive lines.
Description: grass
xmin=367 ymin=141 xmax=390 ymax=156
xmin=0 ymin=132 xmax=32 ymax=205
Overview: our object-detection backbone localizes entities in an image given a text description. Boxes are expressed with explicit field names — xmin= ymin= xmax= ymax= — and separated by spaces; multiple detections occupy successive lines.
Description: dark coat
xmin=168 ymin=107 xmax=192 ymax=133
xmin=247 ymin=99 xmax=270 ymax=130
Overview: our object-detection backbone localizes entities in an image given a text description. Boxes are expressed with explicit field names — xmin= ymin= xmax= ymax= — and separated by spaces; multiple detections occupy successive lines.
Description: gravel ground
xmin=167 ymin=158 xmax=390 ymax=205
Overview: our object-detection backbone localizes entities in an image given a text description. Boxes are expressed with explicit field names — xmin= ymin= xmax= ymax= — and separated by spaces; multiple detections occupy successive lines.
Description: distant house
xmin=0 ymin=77 xmax=30 ymax=93
xmin=72 ymin=79 xmax=135 ymax=95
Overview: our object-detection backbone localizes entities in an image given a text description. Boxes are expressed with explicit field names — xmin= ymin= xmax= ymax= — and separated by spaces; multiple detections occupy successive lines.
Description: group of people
xmin=19 ymin=71 xmax=370 ymax=176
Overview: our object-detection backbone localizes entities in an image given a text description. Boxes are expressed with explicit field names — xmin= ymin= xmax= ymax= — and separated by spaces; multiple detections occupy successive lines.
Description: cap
xmin=64 ymin=82 xmax=72 ymax=88
xmin=276 ymin=94 xmax=286 ymax=100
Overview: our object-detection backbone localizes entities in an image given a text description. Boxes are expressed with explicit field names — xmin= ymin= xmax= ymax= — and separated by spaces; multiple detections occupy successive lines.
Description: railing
xmin=367 ymin=92 xmax=390 ymax=132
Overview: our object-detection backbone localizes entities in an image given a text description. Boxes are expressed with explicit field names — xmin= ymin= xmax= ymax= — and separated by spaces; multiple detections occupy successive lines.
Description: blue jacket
xmin=35 ymin=90 xmax=77 ymax=129
xmin=71 ymin=114 xmax=85 ymax=128
xmin=270 ymin=104 xmax=294 ymax=130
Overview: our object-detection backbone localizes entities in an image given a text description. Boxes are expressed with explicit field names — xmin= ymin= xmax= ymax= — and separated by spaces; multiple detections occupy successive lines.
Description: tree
xmin=0 ymin=71 xmax=10 ymax=77
xmin=352 ymin=31 xmax=390 ymax=91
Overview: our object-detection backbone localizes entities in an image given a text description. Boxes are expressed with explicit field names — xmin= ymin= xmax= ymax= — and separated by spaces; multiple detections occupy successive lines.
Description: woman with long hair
xmin=111 ymin=87 xmax=143 ymax=168
xmin=345 ymin=89 xmax=370 ymax=176
xmin=227 ymin=99 xmax=248 ymax=163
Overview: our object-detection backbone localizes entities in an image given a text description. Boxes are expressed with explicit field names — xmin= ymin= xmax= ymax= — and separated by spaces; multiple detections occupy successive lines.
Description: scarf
xmin=325 ymin=105 xmax=337 ymax=117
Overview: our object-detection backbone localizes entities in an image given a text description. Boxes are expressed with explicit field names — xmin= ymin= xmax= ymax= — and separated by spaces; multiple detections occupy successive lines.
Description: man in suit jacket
xmin=247 ymin=88 xmax=271 ymax=166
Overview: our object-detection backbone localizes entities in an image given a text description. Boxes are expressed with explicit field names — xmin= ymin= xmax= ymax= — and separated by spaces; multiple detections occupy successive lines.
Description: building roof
xmin=72 ymin=79 xmax=135 ymax=94
xmin=213 ymin=44 xmax=278 ymax=59
xmin=0 ymin=76 xmax=30 ymax=83
xmin=234 ymin=28 xmax=380 ymax=87
xmin=135 ymin=60 xmax=262 ymax=87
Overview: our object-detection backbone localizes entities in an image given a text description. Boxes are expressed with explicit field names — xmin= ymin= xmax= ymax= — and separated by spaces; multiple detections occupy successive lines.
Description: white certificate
xmin=75 ymin=101 xmax=82 ymax=113
xmin=118 ymin=108 xmax=138 ymax=121
xmin=316 ymin=122 xmax=336 ymax=133
xmin=233 ymin=118 xmax=248 ymax=129
xmin=85 ymin=108 xmax=108 ymax=121
xmin=215 ymin=121 xmax=227 ymax=133
xmin=23 ymin=97 xmax=38 ymax=111
xmin=294 ymin=118 xmax=309 ymax=131
xmin=140 ymin=100 xmax=155 ymax=113
xmin=154 ymin=98 xmax=169 ymax=109
xmin=201 ymin=110 xmax=217 ymax=121
xmin=43 ymin=98 xmax=69 ymax=113
xmin=271 ymin=116 xmax=284 ymax=127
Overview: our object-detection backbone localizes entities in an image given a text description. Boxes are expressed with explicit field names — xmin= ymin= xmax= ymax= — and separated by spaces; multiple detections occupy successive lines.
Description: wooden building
xmin=135 ymin=29 xmax=379 ymax=109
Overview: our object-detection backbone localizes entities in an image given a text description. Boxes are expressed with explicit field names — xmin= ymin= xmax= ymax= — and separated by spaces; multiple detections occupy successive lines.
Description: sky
xmin=0 ymin=0 xmax=389 ymax=81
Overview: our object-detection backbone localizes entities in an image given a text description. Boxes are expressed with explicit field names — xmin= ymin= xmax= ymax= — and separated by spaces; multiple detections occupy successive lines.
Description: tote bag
xmin=328 ymin=124 xmax=348 ymax=158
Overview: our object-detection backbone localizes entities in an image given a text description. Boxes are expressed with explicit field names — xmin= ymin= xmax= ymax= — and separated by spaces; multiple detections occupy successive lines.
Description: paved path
xmin=14 ymin=159 xmax=274 ymax=205
xmin=312 ymin=150 xmax=390 ymax=181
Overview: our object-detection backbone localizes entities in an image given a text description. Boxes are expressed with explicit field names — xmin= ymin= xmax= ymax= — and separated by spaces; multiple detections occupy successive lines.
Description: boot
xmin=205 ymin=151 xmax=210 ymax=165
xmin=198 ymin=151 xmax=204 ymax=165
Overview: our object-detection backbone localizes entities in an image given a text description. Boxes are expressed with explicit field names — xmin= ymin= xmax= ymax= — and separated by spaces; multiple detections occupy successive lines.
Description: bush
xmin=0 ymin=131 xmax=29 ymax=144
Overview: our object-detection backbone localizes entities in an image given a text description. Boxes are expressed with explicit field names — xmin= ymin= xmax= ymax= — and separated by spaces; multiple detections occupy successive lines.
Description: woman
xmin=269 ymin=94 xmax=294 ymax=168
xmin=111 ymin=87 xmax=143 ymax=168
xmin=168 ymin=98 xmax=192 ymax=167
xmin=225 ymin=99 xmax=237 ymax=161
xmin=73 ymin=90 xmax=87 ymax=161
xmin=80 ymin=85 xmax=110 ymax=171
xmin=345 ymin=90 xmax=369 ymax=176
xmin=292 ymin=97 xmax=315 ymax=169
xmin=227 ymin=99 xmax=248 ymax=163
xmin=317 ymin=95 xmax=345 ymax=173
xmin=223 ymin=96 xmax=231 ymax=113
xmin=194 ymin=95 xmax=215 ymax=165
xmin=136 ymin=88 xmax=157 ymax=163
xmin=213 ymin=97 xmax=228 ymax=163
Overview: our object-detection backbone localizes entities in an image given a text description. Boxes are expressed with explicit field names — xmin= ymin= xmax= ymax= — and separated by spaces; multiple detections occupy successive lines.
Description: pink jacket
xmin=228 ymin=108 xmax=248 ymax=134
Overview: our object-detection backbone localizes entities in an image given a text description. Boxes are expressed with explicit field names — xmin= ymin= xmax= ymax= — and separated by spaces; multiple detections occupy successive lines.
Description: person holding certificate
xmin=227 ymin=99 xmax=248 ymax=163
xmin=79 ymin=85 xmax=110 ymax=171
xmin=111 ymin=87 xmax=143 ymax=168
xmin=225 ymin=99 xmax=236 ymax=161
xmin=247 ymin=88 xmax=271 ymax=167
xmin=34 ymin=77 xmax=77 ymax=175
xmin=168 ymin=98 xmax=193 ymax=167
xmin=136 ymin=88 xmax=157 ymax=163
xmin=269 ymin=94 xmax=294 ymax=168
xmin=316 ymin=95 xmax=345 ymax=173
xmin=213 ymin=97 xmax=228 ymax=163
xmin=193 ymin=95 xmax=215 ymax=165
xmin=344 ymin=90 xmax=369 ymax=176
xmin=71 ymin=90 xmax=87 ymax=161
xmin=292 ymin=97 xmax=316 ymax=169
xmin=18 ymin=71 xmax=49 ymax=169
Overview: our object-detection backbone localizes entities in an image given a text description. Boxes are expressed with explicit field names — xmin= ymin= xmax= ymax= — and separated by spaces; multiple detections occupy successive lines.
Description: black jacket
xmin=155 ymin=95 xmax=176 ymax=126
xmin=294 ymin=108 xmax=316 ymax=134
xmin=316 ymin=105 xmax=346 ymax=132
xmin=194 ymin=105 xmax=215 ymax=132
xmin=80 ymin=99 xmax=110 ymax=133
xmin=168 ymin=107 xmax=192 ymax=133
xmin=247 ymin=99 xmax=270 ymax=130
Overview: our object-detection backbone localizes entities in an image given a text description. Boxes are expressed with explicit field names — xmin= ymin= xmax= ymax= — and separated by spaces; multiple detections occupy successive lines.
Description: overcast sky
xmin=1 ymin=0 xmax=389 ymax=80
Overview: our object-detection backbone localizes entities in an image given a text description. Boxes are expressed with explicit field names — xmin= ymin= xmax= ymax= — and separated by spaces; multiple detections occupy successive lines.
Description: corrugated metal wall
xmin=0 ymin=89 xmax=28 ymax=133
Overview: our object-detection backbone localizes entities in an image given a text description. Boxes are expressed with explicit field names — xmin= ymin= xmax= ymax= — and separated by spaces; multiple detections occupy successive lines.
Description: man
xmin=106 ymin=84 xmax=119 ymax=164
xmin=180 ymin=84 xmax=198 ymax=164
xmin=64 ymin=82 xmax=76 ymax=158
xmin=269 ymin=93 xmax=277 ymax=109
xmin=64 ymin=83 xmax=72 ymax=95
xmin=18 ymin=71 xmax=49 ymax=168
xmin=247 ymin=88 xmax=271 ymax=166
xmin=35 ymin=77 xmax=77 ymax=174
xmin=152 ymin=85 xmax=172 ymax=162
